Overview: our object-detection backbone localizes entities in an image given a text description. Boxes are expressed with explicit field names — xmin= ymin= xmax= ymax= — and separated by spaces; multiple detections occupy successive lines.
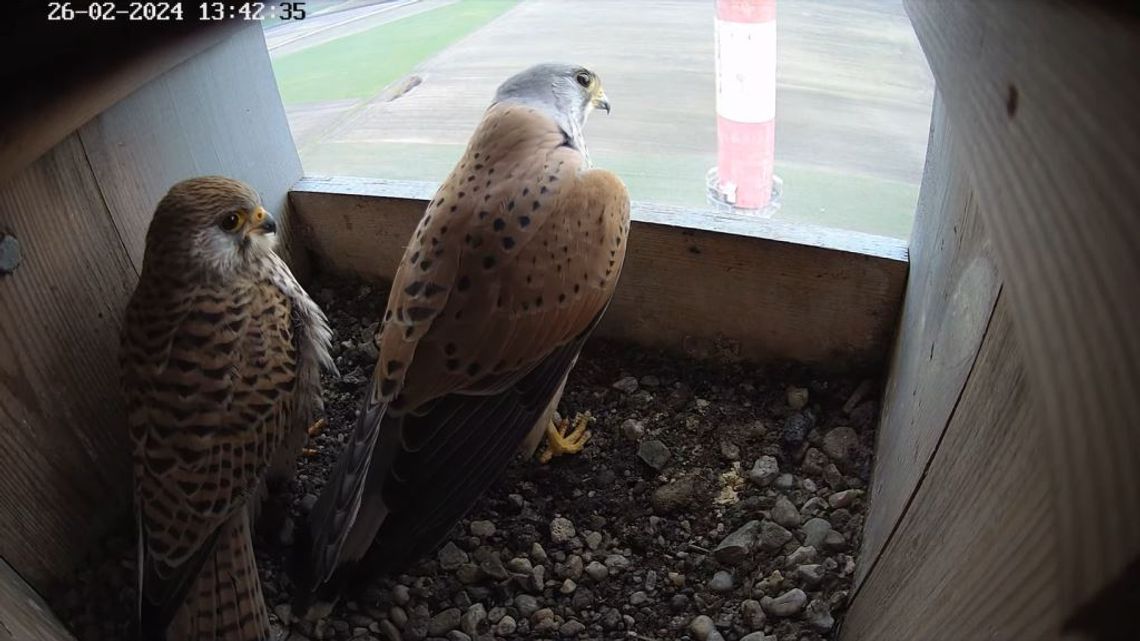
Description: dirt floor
xmin=53 ymin=274 xmax=880 ymax=641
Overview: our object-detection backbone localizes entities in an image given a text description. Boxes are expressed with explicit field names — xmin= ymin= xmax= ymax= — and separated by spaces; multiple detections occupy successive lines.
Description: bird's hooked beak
xmin=246 ymin=206 xmax=277 ymax=236
xmin=592 ymin=87 xmax=611 ymax=114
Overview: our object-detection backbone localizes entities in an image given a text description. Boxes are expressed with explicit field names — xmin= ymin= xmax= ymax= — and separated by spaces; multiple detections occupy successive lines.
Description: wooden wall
xmin=289 ymin=177 xmax=909 ymax=367
xmin=0 ymin=23 xmax=301 ymax=596
xmin=845 ymin=3 xmax=1140 ymax=639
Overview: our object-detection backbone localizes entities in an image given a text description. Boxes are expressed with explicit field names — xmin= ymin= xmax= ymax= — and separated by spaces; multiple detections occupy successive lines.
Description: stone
xmin=559 ymin=620 xmax=586 ymax=637
xmin=585 ymin=561 xmax=609 ymax=581
xmin=749 ymin=456 xmax=779 ymax=486
xmin=494 ymin=616 xmax=517 ymax=636
xmin=390 ymin=606 xmax=409 ymax=627
xmin=583 ymin=530 xmax=603 ymax=550
xmin=800 ymin=497 xmax=829 ymax=517
xmin=612 ymin=375 xmax=639 ymax=393
xmin=638 ymin=439 xmax=672 ymax=469
xmin=531 ymin=542 xmax=548 ymax=563
xmin=781 ymin=411 xmax=814 ymax=445
xmin=446 ymin=632 xmax=471 ymax=641
xmin=786 ymin=386 xmax=809 ymax=410
xmin=761 ymin=588 xmax=807 ymax=617
xmin=740 ymin=598 xmax=766 ymax=630
xmin=785 ymin=546 xmax=817 ymax=567
xmin=774 ymin=473 xmax=795 ymax=490
xmin=640 ymin=374 xmax=661 ymax=387
xmin=771 ymin=496 xmax=802 ymax=528
xmin=754 ymin=570 xmax=784 ymax=597
xmin=824 ymin=529 xmax=848 ymax=551
xmin=713 ymin=520 xmax=760 ymax=564
xmin=652 ymin=477 xmax=697 ymax=513
xmin=438 ymin=542 xmax=468 ymax=571
xmin=689 ymin=615 xmax=716 ymax=641
xmin=460 ymin=604 xmax=487 ymax=636
xmin=379 ymin=619 xmax=402 ymax=641
xmin=300 ymin=493 xmax=319 ymax=513
xmin=796 ymin=564 xmax=825 ymax=586
xmin=621 ymin=418 xmax=646 ymax=441
xmin=455 ymin=563 xmax=481 ymax=584
xmin=802 ymin=518 xmax=833 ymax=550
xmin=801 ymin=448 xmax=829 ymax=476
xmin=828 ymin=489 xmax=863 ymax=509
xmin=560 ymin=578 xmax=577 ymax=594
xmin=758 ymin=520 xmax=793 ymax=551
xmin=604 ymin=554 xmax=630 ymax=571
xmin=565 ymin=554 xmax=583 ymax=579
xmin=428 ymin=608 xmax=462 ymax=636
xmin=629 ymin=590 xmax=649 ymax=605
xmin=532 ymin=608 xmax=555 ymax=623
xmin=469 ymin=520 xmax=496 ymax=538
xmin=708 ymin=570 xmax=735 ymax=593
xmin=805 ymin=598 xmax=835 ymax=631
xmin=506 ymin=557 xmax=533 ymax=574
xmin=823 ymin=463 xmax=847 ymax=489
xmin=514 ymin=594 xmax=539 ymax=618
xmin=392 ymin=584 xmax=411 ymax=606
xmin=822 ymin=426 xmax=860 ymax=461
xmin=739 ymin=633 xmax=777 ymax=641
xmin=273 ymin=603 xmax=293 ymax=625
xmin=549 ymin=517 xmax=576 ymax=544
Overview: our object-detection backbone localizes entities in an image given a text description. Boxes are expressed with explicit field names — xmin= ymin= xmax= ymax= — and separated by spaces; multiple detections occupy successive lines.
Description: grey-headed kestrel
xmin=121 ymin=177 xmax=334 ymax=640
xmin=295 ymin=63 xmax=629 ymax=609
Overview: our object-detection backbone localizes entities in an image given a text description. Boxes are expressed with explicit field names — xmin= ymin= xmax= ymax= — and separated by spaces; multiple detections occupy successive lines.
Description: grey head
xmin=492 ymin=63 xmax=611 ymax=159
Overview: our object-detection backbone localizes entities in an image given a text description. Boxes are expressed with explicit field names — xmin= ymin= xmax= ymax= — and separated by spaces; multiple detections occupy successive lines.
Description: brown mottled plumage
xmin=122 ymin=176 xmax=333 ymax=640
xmin=298 ymin=63 xmax=629 ymax=608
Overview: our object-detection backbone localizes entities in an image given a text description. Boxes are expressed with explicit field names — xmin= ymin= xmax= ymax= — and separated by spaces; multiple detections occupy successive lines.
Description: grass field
xmin=272 ymin=0 xmax=519 ymax=105
xmin=301 ymin=140 xmax=919 ymax=238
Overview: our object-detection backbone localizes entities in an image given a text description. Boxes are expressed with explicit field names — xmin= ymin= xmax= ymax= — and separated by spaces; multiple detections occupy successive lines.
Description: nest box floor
xmin=53 ymin=275 xmax=881 ymax=641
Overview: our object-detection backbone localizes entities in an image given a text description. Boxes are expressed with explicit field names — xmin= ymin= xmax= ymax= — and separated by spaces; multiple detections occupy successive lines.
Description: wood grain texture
xmin=906 ymin=0 xmax=1140 ymax=611
xmin=0 ymin=559 xmax=75 ymax=641
xmin=854 ymin=93 xmax=1000 ymax=589
xmin=0 ymin=19 xmax=243 ymax=186
xmin=0 ymin=134 xmax=137 ymax=590
xmin=78 ymin=24 xmax=306 ymax=274
xmin=842 ymin=296 xmax=1059 ymax=640
xmin=289 ymin=178 xmax=908 ymax=366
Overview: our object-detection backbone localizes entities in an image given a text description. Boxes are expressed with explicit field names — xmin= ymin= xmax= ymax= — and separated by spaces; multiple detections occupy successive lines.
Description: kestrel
xmin=296 ymin=63 xmax=630 ymax=608
xmin=121 ymin=177 xmax=333 ymax=640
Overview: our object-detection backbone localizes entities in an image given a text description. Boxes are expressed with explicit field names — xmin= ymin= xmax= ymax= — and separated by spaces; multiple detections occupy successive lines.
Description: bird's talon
xmin=539 ymin=412 xmax=593 ymax=463
xmin=306 ymin=418 xmax=326 ymax=438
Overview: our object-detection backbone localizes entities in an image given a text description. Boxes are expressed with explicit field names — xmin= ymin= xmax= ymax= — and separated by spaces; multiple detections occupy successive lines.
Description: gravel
xmin=50 ymin=274 xmax=880 ymax=641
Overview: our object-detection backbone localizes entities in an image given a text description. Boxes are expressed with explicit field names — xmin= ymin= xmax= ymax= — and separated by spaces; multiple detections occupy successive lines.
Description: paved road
xmin=274 ymin=0 xmax=934 ymax=236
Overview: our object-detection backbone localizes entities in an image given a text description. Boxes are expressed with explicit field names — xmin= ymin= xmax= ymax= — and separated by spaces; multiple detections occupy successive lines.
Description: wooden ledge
xmin=290 ymin=176 xmax=909 ymax=367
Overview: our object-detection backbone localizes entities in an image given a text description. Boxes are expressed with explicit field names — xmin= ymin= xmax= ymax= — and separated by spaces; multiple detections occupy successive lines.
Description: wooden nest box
xmin=0 ymin=3 xmax=1137 ymax=639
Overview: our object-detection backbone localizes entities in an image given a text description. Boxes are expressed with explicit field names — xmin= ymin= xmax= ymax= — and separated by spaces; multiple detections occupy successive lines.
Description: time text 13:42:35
xmin=47 ymin=2 xmax=308 ymax=21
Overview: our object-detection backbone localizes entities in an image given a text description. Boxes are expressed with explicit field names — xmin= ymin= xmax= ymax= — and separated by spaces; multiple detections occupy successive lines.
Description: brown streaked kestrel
xmin=121 ymin=177 xmax=333 ymax=640
xmin=296 ymin=63 xmax=630 ymax=610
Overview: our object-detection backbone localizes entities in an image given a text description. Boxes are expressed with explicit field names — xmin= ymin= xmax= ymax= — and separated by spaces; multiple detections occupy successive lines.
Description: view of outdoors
xmin=266 ymin=0 xmax=934 ymax=239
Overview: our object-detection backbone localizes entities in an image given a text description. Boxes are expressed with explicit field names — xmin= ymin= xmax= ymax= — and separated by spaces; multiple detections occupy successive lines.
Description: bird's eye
xmin=218 ymin=212 xmax=243 ymax=232
xmin=575 ymin=71 xmax=591 ymax=88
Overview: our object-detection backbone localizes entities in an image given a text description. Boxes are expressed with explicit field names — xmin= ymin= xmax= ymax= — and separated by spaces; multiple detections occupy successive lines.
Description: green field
xmin=272 ymin=0 xmax=519 ymax=105
xmin=301 ymin=140 xmax=918 ymax=239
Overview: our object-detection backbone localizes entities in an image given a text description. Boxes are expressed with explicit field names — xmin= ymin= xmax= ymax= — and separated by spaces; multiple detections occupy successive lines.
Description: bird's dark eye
xmin=575 ymin=71 xmax=591 ymax=87
xmin=218 ymin=212 xmax=243 ymax=232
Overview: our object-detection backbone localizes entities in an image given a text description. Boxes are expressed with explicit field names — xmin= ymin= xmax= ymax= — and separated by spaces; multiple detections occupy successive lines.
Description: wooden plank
xmin=0 ymin=134 xmax=137 ymax=590
xmin=0 ymin=16 xmax=243 ymax=185
xmin=289 ymin=178 xmax=908 ymax=366
xmin=906 ymin=0 xmax=1140 ymax=612
xmin=0 ymin=559 xmax=75 ymax=641
xmin=78 ymin=24 xmax=306 ymax=274
xmin=842 ymin=296 xmax=1059 ymax=640
xmin=854 ymin=92 xmax=1000 ymax=588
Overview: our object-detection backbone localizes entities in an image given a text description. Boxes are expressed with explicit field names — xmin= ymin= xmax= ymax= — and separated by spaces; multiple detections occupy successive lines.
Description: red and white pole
xmin=712 ymin=0 xmax=777 ymax=211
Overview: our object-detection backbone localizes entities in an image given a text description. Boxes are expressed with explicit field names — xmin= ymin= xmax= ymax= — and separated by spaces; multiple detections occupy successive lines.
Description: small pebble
xmin=740 ymin=598 xmax=766 ymax=630
xmin=761 ymin=588 xmax=807 ymax=617
xmin=460 ymin=604 xmax=486 ymax=636
xmin=796 ymin=564 xmax=826 ymax=586
xmin=708 ymin=570 xmax=735 ymax=593
xmin=786 ymin=545 xmax=817 ymax=567
xmin=621 ymin=418 xmax=646 ymax=440
xmin=822 ymin=426 xmax=860 ymax=461
xmin=805 ymin=598 xmax=835 ymax=631
xmin=758 ymin=520 xmax=793 ymax=551
xmin=771 ymin=496 xmax=802 ymax=528
xmin=514 ymin=594 xmax=539 ymax=618
xmin=802 ymin=517 xmax=833 ymax=550
xmin=494 ymin=616 xmax=517 ymax=636
xmin=781 ymin=411 xmax=814 ymax=445
xmin=559 ymin=620 xmax=586 ymax=637
xmin=749 ymin=456 xmax=779 ymax=486
xmin=652 ymin=476 xmax=697 ymax=513
xmin=638 ymin=439 xmax=672 ymax=470
xmin=428 ymin=608 xmax=461 ymax=636
xmin=585 ymin=561 xmax=609 ymax=581
xmin=720 ymin=441 xmax=741 ymax=460
xmin=549 ymin=517 xmax=576 ymax=544
xmin=629 ymin=590 xmax=649 ymax=605
xmin=689 ymin=615 xmax=716 ymax=641
xmin=774 ymin=473 xmax=795 ymax=490
xmin=786 ymin=386 xmax=809 ymax=410
xmin=829 ymin=489 xmax=863 ymax=509
xmin=437 ymin=542 xmax=468 ymax=571
xmin=612 ymin=376 xmax=639 ymax=394
xmin=714 ymin=520 xmax=760 ymax=564
xmin=469 ymin=520 xmax=496 ymax=538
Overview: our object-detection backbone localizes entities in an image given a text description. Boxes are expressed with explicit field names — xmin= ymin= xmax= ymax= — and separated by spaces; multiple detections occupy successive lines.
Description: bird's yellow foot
xmin=307 ymin=418 xmax=327 ymax=438
xmin=539 ymin=412 xmax=592 ymax=463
